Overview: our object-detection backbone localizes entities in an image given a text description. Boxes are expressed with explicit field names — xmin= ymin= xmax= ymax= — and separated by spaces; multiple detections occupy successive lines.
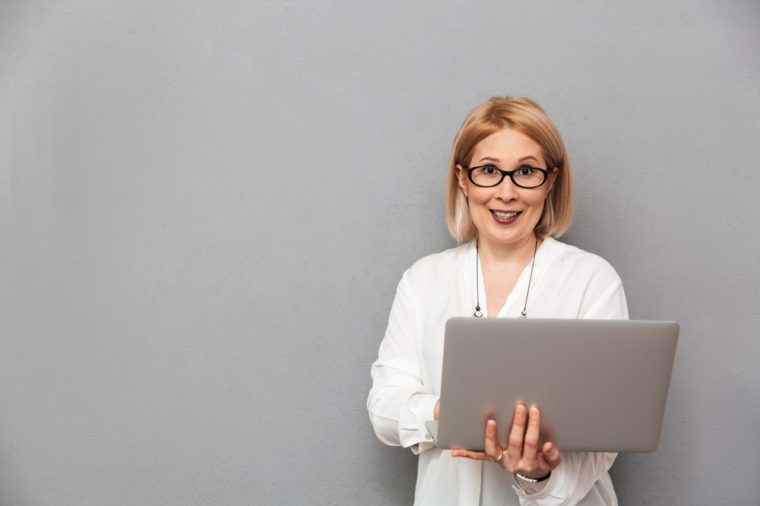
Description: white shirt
xmin=367 ymin=238 xmax=628 ymax=506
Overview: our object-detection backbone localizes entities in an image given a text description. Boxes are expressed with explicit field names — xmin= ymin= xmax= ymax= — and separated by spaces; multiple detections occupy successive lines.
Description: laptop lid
xmin=433 ymin=318 xmax=679 ymax=452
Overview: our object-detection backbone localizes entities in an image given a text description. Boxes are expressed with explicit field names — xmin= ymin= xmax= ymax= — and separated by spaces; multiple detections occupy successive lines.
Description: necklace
xmin=473 ymin=235 xmax=539 ymax=319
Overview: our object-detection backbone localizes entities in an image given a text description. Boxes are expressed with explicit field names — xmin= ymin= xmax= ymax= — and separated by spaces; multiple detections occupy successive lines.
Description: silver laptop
xmin=426 ymin=318 xmax=679 ymax=452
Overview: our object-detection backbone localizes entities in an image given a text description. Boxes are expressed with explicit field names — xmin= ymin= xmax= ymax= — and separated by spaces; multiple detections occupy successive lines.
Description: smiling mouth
xmin=491 ymin=210 xmax=522 ymax=220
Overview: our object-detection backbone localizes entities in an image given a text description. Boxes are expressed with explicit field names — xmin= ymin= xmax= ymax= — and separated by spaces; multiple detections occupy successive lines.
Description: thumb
xmin=542 ymin=442 xmax=561 ymax=469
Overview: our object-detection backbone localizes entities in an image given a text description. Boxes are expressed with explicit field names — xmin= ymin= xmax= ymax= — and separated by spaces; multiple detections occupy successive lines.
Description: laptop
xmin=426 ymin=317 xmax=679 ymax=452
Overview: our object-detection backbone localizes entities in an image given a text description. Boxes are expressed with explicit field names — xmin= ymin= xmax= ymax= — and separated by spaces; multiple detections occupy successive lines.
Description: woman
xmin=367 ymin=96 xmax=628 ymax=505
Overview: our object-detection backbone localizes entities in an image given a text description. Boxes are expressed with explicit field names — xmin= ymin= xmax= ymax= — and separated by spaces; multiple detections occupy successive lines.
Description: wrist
xmin=514 ymin=471 xmax=551 ymax=483
xmin=512 ymin=471 xmax=551 ymax=496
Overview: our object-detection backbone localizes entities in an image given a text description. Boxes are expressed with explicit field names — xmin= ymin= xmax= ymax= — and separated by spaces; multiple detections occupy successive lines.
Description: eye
xmin=481 ymin=164 xmax=500 ymax=175
xmin=516 ymin=165 xmax=537 ymax=176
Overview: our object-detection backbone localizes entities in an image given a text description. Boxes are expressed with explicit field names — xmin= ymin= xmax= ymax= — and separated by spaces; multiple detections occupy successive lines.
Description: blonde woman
xmin=367 ymin=96 xmax=627 ymax=506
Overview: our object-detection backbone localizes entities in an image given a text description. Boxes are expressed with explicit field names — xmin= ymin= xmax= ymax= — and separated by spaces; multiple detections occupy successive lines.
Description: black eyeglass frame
xmin=464 ymin=165 xmax=551 ymax=189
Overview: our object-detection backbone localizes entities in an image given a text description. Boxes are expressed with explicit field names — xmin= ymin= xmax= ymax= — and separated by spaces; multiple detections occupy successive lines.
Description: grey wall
xmin=1 ymin=1 xmax=758 ymax=505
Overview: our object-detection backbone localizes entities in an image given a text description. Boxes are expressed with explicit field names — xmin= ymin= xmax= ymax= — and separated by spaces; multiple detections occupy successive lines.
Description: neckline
xmin=471 ymin=237 xmax=555 ymax=318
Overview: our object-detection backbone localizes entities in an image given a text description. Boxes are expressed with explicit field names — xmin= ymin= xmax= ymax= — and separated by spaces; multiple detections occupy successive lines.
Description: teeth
xmin=494 ymin=211 xmax=519 ymax=219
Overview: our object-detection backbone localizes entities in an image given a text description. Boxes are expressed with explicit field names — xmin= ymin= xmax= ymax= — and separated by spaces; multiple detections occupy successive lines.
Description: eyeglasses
xmin=464 ymin=164 xmax=550 ymax=189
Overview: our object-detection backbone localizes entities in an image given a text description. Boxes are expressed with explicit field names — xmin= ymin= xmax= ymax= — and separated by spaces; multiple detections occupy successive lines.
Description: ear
xmin=545 ymin=167 xmax=559 ymax=197
xmin=456 ymin=164 xmax=469 ymax=197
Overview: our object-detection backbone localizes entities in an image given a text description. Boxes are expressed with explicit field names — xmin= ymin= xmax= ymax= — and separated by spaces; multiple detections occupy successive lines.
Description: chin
xmin=487 ymin=220 xmax=538 ymax=240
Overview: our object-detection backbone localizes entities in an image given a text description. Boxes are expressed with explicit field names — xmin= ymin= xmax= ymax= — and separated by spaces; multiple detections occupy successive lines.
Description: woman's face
xmin=457 ymin=128 xmax=556 ymax=250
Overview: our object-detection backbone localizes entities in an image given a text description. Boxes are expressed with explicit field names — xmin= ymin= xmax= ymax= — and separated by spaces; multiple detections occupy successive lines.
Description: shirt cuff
xmin=398 ymin=393 xmax=439 ymax=452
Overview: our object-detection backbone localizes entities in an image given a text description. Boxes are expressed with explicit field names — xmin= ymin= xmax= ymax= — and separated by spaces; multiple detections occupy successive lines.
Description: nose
xmin=494 ymin=174 xmax=519 ymax=202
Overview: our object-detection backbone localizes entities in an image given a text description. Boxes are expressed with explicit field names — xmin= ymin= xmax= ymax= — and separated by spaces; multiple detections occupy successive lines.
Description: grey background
xmin=1 ymin=1 xmax=758 ymax=505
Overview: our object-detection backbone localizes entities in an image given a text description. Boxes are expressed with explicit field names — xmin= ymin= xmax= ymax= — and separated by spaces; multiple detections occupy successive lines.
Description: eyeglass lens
xmin=470 ymin=166 xmax=546 ymax=188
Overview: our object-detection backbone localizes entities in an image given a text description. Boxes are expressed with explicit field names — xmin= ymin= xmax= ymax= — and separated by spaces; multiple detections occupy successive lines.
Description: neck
xmin=477 ymin=234 xmax=539 ymax=268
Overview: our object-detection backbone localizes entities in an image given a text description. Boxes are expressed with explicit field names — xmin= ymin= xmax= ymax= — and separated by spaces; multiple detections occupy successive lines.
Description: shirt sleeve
xmin=511 ymin=452 xmax=617 ymax=506
xmin=367 ymin=268 xmax=438 ymax=455
xmin=514 ymin=260 xmax=628 ymax=505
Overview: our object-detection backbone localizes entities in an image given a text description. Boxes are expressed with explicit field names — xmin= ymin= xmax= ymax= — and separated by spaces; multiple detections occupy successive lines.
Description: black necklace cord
xmin=474 ymin=240 xmax=483 ymax=318
xmin=520 ymin=234 xmax=540 ymax=318
xmin=474 ymin=234 xmax=539 ymax=319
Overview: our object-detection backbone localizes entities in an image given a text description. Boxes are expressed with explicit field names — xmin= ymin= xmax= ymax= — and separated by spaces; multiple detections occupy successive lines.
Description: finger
xmin=522 ymin=405 xmax=541 ymax=464
xmin=507 ymin=403 xmax=527 ymax=461
xmin=451 ymin=448 xmax=489 ymax=460
xmin=484 ymin=419 xmax=501 ymax=459
xmin=542 ymin=441 xmax=562 ymax=469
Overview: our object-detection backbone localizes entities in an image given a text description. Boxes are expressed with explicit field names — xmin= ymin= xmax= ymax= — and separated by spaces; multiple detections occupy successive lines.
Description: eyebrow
xmin=475 ymin=155 xmax=541 ymax=164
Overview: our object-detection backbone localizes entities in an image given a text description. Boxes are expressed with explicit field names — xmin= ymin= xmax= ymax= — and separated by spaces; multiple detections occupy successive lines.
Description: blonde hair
xmin=445 ymin=96 xmax=574 ymax=242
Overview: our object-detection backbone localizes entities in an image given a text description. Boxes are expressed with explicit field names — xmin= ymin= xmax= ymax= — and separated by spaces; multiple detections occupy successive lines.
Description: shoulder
xmin=543 ymin=238 xmax=628 ymax=318
xmin=401 ymin=241 xmax=471 ymax=288
xmin=544 ymin=237 xmax=622 ymax=286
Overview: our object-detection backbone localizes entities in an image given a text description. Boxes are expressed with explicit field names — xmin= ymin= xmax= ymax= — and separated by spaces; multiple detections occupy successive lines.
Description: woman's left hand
xmin=451 ymin=403 xmax=561 ymax=479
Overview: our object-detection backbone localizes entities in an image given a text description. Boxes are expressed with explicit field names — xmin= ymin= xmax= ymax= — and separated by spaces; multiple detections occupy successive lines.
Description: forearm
xmin=367 ymin=367 xmax=438 ymax=452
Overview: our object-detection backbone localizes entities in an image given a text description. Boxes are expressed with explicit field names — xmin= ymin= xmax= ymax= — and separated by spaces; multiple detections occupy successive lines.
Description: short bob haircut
xmin=445 ymin=96 xmax=574 ymax=242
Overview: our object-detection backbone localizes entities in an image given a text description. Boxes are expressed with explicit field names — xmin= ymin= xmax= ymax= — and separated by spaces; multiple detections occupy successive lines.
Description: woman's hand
xmin=451 ymin=403 xmax=561 ymax=479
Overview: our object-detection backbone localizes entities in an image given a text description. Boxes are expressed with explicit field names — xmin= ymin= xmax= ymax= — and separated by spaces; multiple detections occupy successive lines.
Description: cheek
xmin=465 ymin=193 xmax=490 ymax=223
xmin=467 ymin=188 xmax=493 ymax=208
xmin=527 ymin=190 xmax=550 ymax=209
